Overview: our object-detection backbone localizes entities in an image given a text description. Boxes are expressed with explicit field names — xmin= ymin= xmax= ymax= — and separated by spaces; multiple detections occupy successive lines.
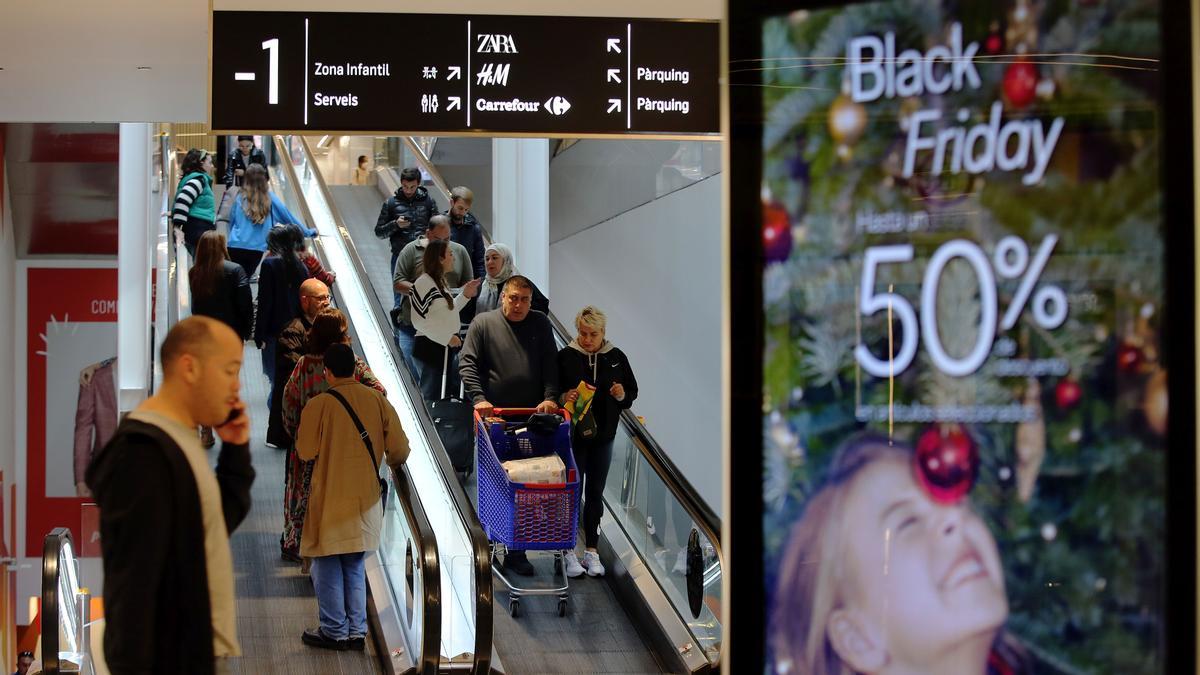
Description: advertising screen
xmin=748 ymin=1 xmax=1189 ymax=673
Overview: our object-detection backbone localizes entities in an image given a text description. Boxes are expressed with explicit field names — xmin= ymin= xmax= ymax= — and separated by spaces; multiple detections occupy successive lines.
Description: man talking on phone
xmin=86 ymin=316 xmax=255 ymax=674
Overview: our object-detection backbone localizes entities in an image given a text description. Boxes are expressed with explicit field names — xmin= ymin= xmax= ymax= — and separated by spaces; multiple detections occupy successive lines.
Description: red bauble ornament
xmin=915 ymin=426 xmax=978 ymax=504
xmin=762 ymin=200 xmax=793 ymax=264
xmin=1003 ymin=60 xmax=1038 ymax=109
xmin=1117 ymin=342 xmax=1143 ymax=373
xmin=985 ymin=33 xmax=1003 ymax=55
xmin=1055 ymin=378 xmax=1082 ymax=410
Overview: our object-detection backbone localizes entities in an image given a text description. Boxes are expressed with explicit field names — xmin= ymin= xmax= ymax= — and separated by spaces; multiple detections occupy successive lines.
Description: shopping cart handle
xmin=518 ymin=482 xmax=569 ymax=490
xmin=474 ymin=407 xmax=572 ymax=423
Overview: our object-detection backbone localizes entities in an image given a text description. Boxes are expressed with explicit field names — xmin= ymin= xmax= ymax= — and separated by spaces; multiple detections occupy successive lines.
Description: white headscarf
xmin=478 ymin=242 xmax=515 ymax=313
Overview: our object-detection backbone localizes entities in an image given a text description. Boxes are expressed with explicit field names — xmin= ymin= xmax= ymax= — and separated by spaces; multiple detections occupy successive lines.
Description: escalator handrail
xmin=40 ymin=528 xmax=71 ymax=674
xmin=277 ymin=136 xmax=494 ymax=674
xmin=545 ymin=311 xmax=722 ymax=544
xmin=395 ymin=138 xmax=723 ymax=559
xmin=391 ymin=464 xmax=443 ymax=674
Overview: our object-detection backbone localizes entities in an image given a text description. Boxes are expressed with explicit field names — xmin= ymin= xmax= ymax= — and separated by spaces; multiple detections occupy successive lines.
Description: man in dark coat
xmin=459 ymin=275 xmax=559 ymax=576
xmin=86 ymin=316 xmax=255 ymax=673
xmin=375 ymin=167 xmax=439 ymax=308
xmin=266 ymin=278 xmax=330 ymax=448
xmin=446 ymin=186 xmax=486 ymax=280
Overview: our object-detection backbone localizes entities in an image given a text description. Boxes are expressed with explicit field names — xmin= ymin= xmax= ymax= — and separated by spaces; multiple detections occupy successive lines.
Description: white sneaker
xmin=582 ymin=550 xmax=605 ymax=577
xmin=563 ymin=551 xmax=585 ymax=578
xmin=646 ymin=516 xmax=657 ymax=537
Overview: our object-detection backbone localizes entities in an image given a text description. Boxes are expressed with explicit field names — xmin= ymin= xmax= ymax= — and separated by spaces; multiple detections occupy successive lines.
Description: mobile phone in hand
xmin=223 ymin=405 xmax=243 ymax=426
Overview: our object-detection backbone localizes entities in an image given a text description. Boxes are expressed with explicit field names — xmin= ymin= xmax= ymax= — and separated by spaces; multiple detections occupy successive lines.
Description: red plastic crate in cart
xmin=475 ymin=408 xmax=579 ymax=551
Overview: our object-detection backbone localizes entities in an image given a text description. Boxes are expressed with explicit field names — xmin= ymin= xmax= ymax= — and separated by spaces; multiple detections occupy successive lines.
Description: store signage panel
xmin=211 ymin=11 xmax=719 ymax=136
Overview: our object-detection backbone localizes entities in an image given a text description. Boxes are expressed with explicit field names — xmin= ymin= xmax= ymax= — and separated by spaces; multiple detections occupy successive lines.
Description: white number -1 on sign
xmin=262 ymin=38 xmax=279 ymax=104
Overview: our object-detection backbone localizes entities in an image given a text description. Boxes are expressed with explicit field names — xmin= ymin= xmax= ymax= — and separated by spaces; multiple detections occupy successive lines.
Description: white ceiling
xmin=0 ymin=0 xmax=722 ymax=123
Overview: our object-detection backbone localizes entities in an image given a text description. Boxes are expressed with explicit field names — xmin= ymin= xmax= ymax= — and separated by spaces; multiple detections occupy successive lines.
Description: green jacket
xmin=173 ymin=171 xmax=216 ymax=224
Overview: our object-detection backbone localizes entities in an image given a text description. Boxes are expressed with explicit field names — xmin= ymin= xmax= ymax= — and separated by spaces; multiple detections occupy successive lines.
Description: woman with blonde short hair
xmin=556 ymin=305 xmax=639 ymax=578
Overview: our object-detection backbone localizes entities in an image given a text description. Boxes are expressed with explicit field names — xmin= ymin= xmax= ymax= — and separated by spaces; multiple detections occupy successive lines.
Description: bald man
xmin=267 ymin=278 xmax=331 ymax=448
xmin=86 ymin=316 xmax=255 ymax=674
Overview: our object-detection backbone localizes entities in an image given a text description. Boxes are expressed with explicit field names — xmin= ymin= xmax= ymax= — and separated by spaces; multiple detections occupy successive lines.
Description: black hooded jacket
xmin=557 ymin=341 xmax=638 ymax=442
xmin=375 ymin=186 xmax=439 ymax=253
xmin=224 ymin=147 xmax=269 ymax=188
xmin=86 ymin=420 xmax=254 ymax=674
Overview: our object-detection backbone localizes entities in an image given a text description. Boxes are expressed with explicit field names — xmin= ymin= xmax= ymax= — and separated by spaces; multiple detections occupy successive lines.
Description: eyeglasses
xmin=304 ymin=294 xmax=331 ymax=302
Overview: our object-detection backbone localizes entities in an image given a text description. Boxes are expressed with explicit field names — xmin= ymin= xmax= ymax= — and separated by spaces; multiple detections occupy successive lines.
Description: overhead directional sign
xmin=210 ymin=11 xmax=719 ymax=137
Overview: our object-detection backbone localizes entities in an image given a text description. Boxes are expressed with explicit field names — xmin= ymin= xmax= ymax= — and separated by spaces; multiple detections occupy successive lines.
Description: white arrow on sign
xmin=607 ymin=69 xmax=622 ymax=84
xmin=607 ymin=99 xmax=622 ymax=113
xmin=447 ymin=96 xmax=462 ymax=111
xmin=607 ymin=38 xmax=622 ymax=53
xmin=545 ymin=96 xmax=572 ymax=116
xmin=447 ymin=66 xmax=461 ymax=81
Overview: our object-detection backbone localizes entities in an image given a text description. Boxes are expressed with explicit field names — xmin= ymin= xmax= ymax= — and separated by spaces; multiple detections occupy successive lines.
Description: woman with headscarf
xmin=472 ymin=242 xmax=549 ymax=318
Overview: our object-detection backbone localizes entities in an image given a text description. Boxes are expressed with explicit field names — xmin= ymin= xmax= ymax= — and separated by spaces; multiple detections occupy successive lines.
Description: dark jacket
xmin=269 ymin=314 xmax=314 ymax=447
xmin=254 ymin=254 xmax=310 ymax=345
xmin=191 ymin=260 xmax=253 ymax=340
xmin=447 ymin=211 xmax=486 ymax=279
xmin=460 ymin=309 xmax=559 ymax=407
xmin=558 ymin=341 xmax=638 ymax=442
xmin=85 ymin=420 xmax=254 ymax=674
xmin=224 ymin=147 xmax=269 ymax=188
xmin=375 ymin=186 xmax=439 ymax=253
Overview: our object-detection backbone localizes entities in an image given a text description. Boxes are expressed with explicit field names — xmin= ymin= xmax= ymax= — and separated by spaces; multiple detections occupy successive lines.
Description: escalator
xmin=277 ymin=135 xmax=723 ymax=673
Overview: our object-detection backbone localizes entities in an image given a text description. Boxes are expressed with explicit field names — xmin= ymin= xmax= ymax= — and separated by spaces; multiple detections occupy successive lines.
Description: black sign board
xmin=210 ymin=11 xmax=719 ymax=137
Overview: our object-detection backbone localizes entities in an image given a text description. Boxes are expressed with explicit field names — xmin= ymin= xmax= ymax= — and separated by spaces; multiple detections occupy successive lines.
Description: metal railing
xmin=273 ymin=135 xmax=493 ymax=673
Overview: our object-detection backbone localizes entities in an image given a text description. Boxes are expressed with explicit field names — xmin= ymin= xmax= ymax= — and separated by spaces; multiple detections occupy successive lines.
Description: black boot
xmin=503 ymin=550 xmax=535 ymax=576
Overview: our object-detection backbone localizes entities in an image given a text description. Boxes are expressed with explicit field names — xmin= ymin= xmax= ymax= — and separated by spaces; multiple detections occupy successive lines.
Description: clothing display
xmin=74 ymin=357 xmax=118 ymax=488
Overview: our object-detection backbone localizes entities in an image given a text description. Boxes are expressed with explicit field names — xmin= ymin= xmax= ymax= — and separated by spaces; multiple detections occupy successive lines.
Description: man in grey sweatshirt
xmin=459 ymin=274 xmax=559 ymax=575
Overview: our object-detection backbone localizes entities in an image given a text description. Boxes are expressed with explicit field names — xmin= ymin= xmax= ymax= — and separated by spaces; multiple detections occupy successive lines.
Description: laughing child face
xmin=772 ymin=436 xmax=1009 ymax=675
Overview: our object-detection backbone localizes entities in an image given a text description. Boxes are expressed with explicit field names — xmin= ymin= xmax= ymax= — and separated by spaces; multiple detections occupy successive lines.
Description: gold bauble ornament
xmin=828 ymin=94 xmax=867 ymax=147
xmin=1143 ymin=369 xmax=1168 ymax=436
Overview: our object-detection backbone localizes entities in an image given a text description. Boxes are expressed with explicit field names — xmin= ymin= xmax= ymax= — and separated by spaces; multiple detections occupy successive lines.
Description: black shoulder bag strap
xmin=326 ymin=387 xmax=388 ymax=506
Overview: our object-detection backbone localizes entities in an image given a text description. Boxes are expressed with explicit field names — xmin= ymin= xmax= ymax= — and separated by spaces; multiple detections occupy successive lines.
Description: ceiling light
xmin=136 ymin=66 xmax=152 ymax=71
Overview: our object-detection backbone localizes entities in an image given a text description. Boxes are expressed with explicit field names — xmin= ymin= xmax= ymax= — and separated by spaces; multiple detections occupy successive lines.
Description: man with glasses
xmin=459 ymin=275 xmax=559 ymax=576
xmin=267 ymin=278 xmax=331 ymax=450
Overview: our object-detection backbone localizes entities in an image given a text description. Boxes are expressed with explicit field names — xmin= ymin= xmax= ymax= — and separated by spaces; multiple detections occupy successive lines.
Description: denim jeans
xmin=311 ymin=552 xmax=367 ymax=640
xmin=390 ymin=251 xmax=402 ymax=309
xmin=394 ymin=322 xmax=420 ymax=381
xmin=261 ymin=338 xmax=277 ymax=384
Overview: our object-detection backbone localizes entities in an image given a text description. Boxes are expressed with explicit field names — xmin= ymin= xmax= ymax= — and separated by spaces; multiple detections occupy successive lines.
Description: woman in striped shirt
xmin=172 ymin=148 xmax=217 ymax=258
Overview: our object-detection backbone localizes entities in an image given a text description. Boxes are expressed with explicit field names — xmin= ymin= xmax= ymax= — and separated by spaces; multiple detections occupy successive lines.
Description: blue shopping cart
xmin=476 ymin=408 xmax=579 ymax=617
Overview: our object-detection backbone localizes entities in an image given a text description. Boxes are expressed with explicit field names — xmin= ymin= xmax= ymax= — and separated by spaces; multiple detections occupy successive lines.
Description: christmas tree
xmin=761 ymin=1 xmax=1167 ymax=673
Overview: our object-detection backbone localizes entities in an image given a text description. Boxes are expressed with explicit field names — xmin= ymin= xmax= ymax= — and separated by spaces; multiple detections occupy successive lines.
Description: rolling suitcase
xmin=428 ymin=345 xmax=475 ymax=479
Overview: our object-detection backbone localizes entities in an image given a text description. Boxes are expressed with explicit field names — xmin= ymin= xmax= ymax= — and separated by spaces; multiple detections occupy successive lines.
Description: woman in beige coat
xmin=295 ymin=343 xmax=410 ymax=651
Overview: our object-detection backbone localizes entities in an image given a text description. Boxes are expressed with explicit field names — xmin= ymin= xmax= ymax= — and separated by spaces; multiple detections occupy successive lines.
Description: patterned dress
xmin=279 ymin=354 xmax=385 ymax=556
